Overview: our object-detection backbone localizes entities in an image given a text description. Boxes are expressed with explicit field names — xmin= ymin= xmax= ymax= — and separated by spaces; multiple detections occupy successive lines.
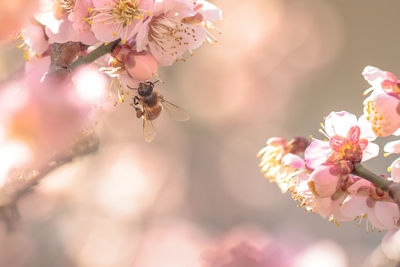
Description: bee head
xmin=138 ymin=82 xmax=154 ymax=97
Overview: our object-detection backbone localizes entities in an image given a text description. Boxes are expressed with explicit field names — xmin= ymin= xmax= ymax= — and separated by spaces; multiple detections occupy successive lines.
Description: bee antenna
xmin=127 ymin=85 xmax=138 ymax=90
xmin=152 ymin=80 xmax=160 ymax=85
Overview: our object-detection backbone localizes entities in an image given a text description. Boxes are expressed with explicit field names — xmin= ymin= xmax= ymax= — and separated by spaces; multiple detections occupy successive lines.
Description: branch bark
xmin=352 ymin=164 xmax=400 ymax=207
xmin=0 ymin=39 xmax=120 ymax=228
xmin=69 ymin=39 xmax=121 ymax=71
xmin=0 ymin=133 xmax=99 ymax=229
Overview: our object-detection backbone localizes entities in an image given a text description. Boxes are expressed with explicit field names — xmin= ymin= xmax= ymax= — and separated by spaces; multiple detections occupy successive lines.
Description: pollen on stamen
xmin=357 ymin=214 xmax=365 ymax=227
xmin=318 ymin=128 xmax=329 ymax=139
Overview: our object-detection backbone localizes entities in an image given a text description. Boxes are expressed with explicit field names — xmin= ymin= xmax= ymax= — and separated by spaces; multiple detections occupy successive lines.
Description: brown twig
xmin=69 ymin=39 xmax=121 ymax=71
xmin=0 ymin=39 xmax=120 ymax=228
xmin=0 ymin=133 xmax=99 ymax=229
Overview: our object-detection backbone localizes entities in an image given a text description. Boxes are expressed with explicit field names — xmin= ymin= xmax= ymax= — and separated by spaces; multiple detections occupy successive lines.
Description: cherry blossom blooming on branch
xmin=305 ymin=111 xmax=378 ymax=171
xmin=259 ymin=110 xmax=400 ymax=231
xmin=0 ymin=0 xmax=223 ymax=214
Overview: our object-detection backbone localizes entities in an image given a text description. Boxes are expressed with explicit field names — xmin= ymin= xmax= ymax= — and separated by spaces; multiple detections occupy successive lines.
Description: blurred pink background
xmin=1 ymin=0 xmax=400 ymax=266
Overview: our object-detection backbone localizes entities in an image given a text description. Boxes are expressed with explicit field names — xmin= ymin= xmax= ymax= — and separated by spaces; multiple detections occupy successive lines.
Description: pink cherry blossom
xmin=305 ymin=111 xmax=379 ymax=171
xmin=100 ymin=44 xmax=157 ymax=108
xmin=258 ymin=137 xmax=296 ymax=193
xmin=99 ymin=53 xmax=141 ymax=106
xmin=68 ymin=0 xmax=98 ymax=45
xmin=35 ymin=0 xmax=81 ymax=44
xmin=89 ymin=0 xmax=153 ymax=44
xmin=290 ymin=166 xmax=355 ymax=222
xmin=101 ymin=45 xmax=147 ymax=90
xmin=258 ymin=136 xmax=308 ymax=193
xmin=136 ymin=0 xmax=221 ymax=66
xmin=289 ymin=170 xmax=335 ymax=218
xmin=341 ymin=179 xmax=400 ymax=231
xmin=19 ymin=21 xmax=49 ymax=60
xmin=362 ymin=66 xmax=400 ymax=137
xmin=284 ymin=149 xmax=367 ymax=223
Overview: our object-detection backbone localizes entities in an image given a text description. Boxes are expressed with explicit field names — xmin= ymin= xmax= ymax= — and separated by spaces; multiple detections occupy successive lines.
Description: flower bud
xmin=125 ymin=51 xmax=158 ymax=81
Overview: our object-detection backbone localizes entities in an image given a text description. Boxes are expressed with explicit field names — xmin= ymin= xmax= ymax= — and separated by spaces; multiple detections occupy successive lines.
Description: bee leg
xmin=134 ymin=106 xmax=144 ymax=118
xmin=133 ymin=96 xmax=140 ymax=106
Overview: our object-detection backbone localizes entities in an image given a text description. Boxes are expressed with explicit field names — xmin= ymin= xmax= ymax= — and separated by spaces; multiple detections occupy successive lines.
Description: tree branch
xmin=352 ymin=164 xmax=400 ymax=207
xmin=69 ymin=39 xmax=121 ymax=71
xmin=0 ymin=133 xmax=100 ymax=229
xmin=0 ymin=39 xmax=120 ymax=228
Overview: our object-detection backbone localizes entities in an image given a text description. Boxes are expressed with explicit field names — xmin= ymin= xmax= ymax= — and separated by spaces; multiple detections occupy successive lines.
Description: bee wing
xmin=160 ymin=97 xmax=190 ymax=122
xmin=142 ymin=116 xmax=157 ymax=142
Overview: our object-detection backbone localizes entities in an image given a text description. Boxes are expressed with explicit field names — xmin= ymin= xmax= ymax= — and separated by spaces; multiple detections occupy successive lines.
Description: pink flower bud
xmin=125 ymin=51 xmax=158 ymax=81
xmin=266 ymin=137 xmax=287 ymax=147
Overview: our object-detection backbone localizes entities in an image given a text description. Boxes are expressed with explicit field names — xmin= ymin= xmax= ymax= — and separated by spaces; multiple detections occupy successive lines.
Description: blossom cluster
xmin=0 ymin=0 xmax=221 ymax=185
xmin=259 ymin=66 xmax=400 ymax=232
xmin=18 ymin=0 xmax=221 ymax=82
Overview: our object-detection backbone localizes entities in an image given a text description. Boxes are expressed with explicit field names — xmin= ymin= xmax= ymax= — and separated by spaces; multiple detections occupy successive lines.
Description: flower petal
xmin=390 ymin=158 xmax=400 ymax=183
xmin=357 ymin=114 xmax=377 ymax=141
xmin=196 ymin=0 xmax=222 ymax=21
xmin=361 ymin=142 xmax=379 ymax=162
xmin=374 ymin=201 xmax=400 ymax=230
xmin=309 ymin=165 xmax=340 ymax=197
xmin=304 ymin=140 xmax=331 ymax=169
xmin=340 ymin=195 xmax=367 ymax=218
xmin=324 ymin=111 xmax=357 ymax=137
xmin=384 ymin=140 xmax=400 ymax=154
xmin=362 ymin=65 xmax=388 ymax=89
xmin=282 ymin=153 xmax=305 ymax=169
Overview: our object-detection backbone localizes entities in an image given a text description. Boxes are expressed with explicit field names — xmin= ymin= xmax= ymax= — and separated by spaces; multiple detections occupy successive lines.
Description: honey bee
xmin=128 ymin=81 xmax=190 ymax=142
